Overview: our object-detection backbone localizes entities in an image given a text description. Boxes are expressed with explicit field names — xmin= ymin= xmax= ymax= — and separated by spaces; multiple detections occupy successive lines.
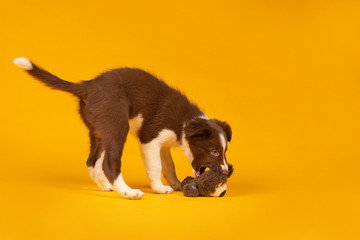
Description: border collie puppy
xmin=14 ymin=57 xmax=232 ymax=199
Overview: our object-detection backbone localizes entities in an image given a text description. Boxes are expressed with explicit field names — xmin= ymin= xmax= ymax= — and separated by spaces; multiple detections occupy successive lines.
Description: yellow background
xmin=1 ymin=0 xmax=359 ymax=239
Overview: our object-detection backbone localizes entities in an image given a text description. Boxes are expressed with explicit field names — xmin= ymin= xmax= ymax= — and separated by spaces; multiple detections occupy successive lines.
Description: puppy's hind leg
xmin=92 ymin=151 xmax=114 ymax=191
xmin=87 ymin=134 xmax=113 ymax=191
xmin=99 ymin=109 xmax=144 ymax=199
xmin=82 ymin=100 xmax=112 ymax=191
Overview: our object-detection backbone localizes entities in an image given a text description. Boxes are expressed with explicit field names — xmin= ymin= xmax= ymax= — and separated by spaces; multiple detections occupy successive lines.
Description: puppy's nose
xmin=222 ymin=170 xmax=229 ymax=176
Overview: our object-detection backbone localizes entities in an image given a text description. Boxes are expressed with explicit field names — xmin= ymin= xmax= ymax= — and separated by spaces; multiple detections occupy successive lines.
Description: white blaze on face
xmin=219 ymin=134 xmax=229 ymax=172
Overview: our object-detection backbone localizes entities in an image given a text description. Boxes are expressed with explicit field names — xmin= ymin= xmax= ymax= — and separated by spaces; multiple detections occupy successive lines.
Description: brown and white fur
xmin=13 ymin=57 xmax=232 ymax=200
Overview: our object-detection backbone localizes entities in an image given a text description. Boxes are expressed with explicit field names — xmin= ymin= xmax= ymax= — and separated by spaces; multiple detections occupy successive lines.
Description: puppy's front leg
xmin=160 ymin=147 xmax=181 ymax=191
xmin=141 ymin=143 xmax=174 ymax=194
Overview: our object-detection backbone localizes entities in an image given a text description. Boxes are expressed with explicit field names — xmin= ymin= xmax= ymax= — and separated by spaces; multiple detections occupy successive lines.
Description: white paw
xmin=99 ymin=186 xmax=113 ymax=192
xmin=120 ymin=189 xmax=145 ymax=200
xmin=152 ymin=185 xmax=174 ymax=194
xmin=88 ymin=166 xmax=113 ymax=192
xmin=98 ymin=180 xmax=113 ymax=191
xmin=92 ymin=172 xmax=113 ymax=191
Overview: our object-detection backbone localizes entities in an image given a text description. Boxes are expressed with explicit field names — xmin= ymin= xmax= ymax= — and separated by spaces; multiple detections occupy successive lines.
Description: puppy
xmin=13 ymin=57 xmax=232 ymax=199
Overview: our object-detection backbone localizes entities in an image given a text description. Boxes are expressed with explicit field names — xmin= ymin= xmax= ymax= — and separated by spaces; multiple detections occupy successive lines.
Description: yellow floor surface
xmin=1 ymin=0 xmax=360 ymax=239
xmin=1 ymin=171 xmax=359 ymax=239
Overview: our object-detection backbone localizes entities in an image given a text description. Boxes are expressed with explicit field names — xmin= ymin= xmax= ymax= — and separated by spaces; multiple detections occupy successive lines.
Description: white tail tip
xmin=13 ymin=57 xmax=33 ymax=70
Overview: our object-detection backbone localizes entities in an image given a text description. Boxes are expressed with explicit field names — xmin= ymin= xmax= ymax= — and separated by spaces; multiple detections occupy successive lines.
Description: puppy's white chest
xmin=155 ymin=129 xmax=179 ymax=147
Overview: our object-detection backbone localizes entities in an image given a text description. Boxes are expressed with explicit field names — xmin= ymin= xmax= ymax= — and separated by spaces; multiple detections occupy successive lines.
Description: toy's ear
xmin=214 ymin=119 xmax=232 ymax=142
xmin=184 ymin=118 xmax=211 ymax=140
xmin=183 ymin=183 xmax=200 ymax=197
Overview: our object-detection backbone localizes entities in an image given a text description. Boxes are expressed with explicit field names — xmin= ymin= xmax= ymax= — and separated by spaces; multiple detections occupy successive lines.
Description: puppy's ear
xmin=184 ymin=118 xmax=211 ymax=140
xmin=214 ymin=119 xmax=232 ymax=142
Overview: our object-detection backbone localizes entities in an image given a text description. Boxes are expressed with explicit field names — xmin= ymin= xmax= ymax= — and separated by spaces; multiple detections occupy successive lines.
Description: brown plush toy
xmin=181 ymin=164 xmax=233 ymax=197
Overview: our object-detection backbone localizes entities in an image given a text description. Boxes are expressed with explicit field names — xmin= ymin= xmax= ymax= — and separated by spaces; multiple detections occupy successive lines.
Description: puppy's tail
xmin=13 ymin=57 xmax=86 ymax=98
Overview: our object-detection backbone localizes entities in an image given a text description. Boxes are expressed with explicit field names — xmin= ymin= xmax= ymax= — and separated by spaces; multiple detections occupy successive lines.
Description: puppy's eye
xmin=210 ymin=150 xmax=220 ymax=157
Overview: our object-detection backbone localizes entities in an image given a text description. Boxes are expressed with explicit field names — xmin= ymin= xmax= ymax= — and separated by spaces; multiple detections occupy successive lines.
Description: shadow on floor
xmin=33 ymin=172 xmax=273 ymax=198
